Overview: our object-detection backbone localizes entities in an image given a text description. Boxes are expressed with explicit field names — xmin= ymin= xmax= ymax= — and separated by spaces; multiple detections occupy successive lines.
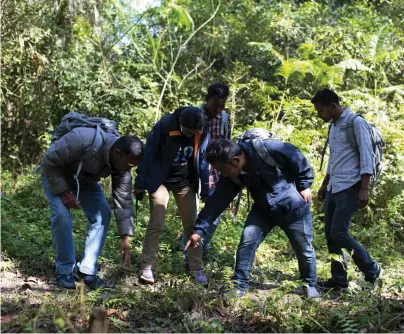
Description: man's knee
xmin=240 ymin=225 xmax=261 ymax=248
xmin=51 ymin=205 xmax=72 ymax=227
xmin=330 ymin=230 xmax=350 ymax=245
xmin=292 ymin=238 xmax=316 ymax=260
xmin=99 ymin=203 xmax=112 ymax=222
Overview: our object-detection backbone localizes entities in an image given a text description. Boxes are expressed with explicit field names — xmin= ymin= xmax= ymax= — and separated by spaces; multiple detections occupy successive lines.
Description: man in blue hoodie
xmin=185 ymin=138 xmax=320 ymax=298
xmin=134 ymin=107 xmax=210 ymax=285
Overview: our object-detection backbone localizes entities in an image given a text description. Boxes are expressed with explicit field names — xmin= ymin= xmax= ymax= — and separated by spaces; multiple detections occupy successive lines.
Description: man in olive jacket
xmin=42 ymin=127 xmax=144 ymax=289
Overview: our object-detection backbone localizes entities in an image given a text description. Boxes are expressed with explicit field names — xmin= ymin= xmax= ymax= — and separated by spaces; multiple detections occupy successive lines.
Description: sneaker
xmin=365 ymin=266 xmax=383 ymax=285
xmin=304 ymin=286 xmax=321 ymax=299
xmin=56 ymin=273 xmax=76 ymax=289
xmin=74 ymin=269 xmax=113 ymax=290
xmin=317 ymin=279 xmax=349 ymax=290
xmin=140 ymin=268 xmax=155 ymax=284
xmin=190 ymin=269 xmax=208 ymax=285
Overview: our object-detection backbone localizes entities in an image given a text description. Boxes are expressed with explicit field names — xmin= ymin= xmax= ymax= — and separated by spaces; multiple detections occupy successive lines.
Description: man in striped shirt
xmin=201 ymin=83 xmax=231 ymax=254
xmin=183 ymin=83 xmax=231 ymax=266
xmin=312 ymin=89 xmax=381 ymax=289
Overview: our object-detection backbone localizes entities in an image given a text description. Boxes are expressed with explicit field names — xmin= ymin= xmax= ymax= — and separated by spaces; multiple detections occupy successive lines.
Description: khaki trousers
xmin=140 ymin=184 xmax=203 ymax=270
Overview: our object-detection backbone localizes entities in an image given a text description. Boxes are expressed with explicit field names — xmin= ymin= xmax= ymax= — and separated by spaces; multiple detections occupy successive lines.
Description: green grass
xmin=1 ymin=169 xmax=404 ymax=332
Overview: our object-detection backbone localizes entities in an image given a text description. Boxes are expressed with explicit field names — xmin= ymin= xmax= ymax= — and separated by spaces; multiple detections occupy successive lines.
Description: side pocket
xmin=266 ymin=186 xmax=306 ymax=215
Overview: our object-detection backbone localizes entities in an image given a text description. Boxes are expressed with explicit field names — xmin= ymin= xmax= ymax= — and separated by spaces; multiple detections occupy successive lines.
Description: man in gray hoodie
xmin=42 ymin=127 xmax=144 ymax=289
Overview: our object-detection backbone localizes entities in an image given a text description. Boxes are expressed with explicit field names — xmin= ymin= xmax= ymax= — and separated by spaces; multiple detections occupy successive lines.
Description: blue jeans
xmin=233 ymin=210 xmax=317 ymax=292
xmin=42 ymin=175 xmax=111 ymax=275
xmin=324 ymin=185 xmax=378 ymax=283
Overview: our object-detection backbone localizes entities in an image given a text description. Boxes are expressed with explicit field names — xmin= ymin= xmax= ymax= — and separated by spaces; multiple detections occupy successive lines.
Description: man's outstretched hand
xmin=184 ymin=234 xmax=201 ymax=251
xmin=120 ymin=236 xmax=131 ymax=267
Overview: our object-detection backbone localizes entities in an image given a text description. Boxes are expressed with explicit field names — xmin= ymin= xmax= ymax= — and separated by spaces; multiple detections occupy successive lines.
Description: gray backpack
xmin=51 ymin=111 xmax=120 ymax=141
xmin=50 ymin=112 xmax=120 ymax=198
xmin=320 ymin=114 xmax=384 ymax=190
xmin=238 ymin=128 xmax=283 ymax=168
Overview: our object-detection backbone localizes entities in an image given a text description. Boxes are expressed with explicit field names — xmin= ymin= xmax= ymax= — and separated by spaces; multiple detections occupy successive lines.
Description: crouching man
xmin=134 ymin=107 xmax=210 ymax=285
xmin=186 ymin=135 xmax=320 ymax=298
xmin=42 ymin=125 xmax=144 ymax=289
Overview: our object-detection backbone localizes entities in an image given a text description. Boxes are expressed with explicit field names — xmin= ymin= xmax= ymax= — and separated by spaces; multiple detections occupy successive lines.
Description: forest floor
xmin=1 ymin=172 xmax=404 ymax=333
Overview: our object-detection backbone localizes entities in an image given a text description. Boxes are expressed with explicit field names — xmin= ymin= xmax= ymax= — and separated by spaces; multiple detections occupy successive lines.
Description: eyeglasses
xmin=180 ymin=125 xmax=202 ymax=136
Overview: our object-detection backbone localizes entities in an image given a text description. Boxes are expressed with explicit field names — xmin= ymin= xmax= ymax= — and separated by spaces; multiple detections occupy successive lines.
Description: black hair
xmin=206 ymin=139 xmax=242 ymax=164
xmin=179 ymin=106 xmax=204 ymax=130
xmin=112 ymin=135 xmax=144 ymax=158
xmin=311 ymin=89 xmax=340 ymax=105
xmin=206 ymin=82 xmax=229 ymax=101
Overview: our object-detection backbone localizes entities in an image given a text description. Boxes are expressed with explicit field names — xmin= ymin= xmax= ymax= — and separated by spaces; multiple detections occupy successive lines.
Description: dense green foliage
xmin=1 ymin=0 xmax=404 ymax=332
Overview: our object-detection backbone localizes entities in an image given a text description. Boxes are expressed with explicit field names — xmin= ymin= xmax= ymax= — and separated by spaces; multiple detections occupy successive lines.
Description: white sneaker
xmin=140 ymin=268 xmax=154 ymax=283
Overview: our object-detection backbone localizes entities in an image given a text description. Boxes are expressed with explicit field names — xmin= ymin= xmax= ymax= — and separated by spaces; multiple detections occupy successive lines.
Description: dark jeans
xmin=324 ymin=185 xmax=379 ymax=283
xmin=233 ymin=210 xmax=317 ymax=292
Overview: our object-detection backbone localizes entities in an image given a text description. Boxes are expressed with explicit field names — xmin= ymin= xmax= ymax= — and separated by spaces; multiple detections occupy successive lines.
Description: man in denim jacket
xmin=186 ymin=138 xmax=320 ymax=298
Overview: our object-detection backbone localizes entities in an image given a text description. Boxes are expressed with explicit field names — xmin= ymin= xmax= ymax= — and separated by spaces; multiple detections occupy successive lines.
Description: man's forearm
xmin=360 ymin=174 xmax=371 ymax=190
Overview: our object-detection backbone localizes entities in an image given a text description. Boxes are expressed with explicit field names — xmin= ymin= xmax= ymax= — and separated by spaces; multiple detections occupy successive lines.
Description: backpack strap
xmin=80 ymin=125 xmax=106 ymax=161
xmin=319 ymin=124 xmax=332 ymax=171
xmin=74 ymin=161 xmax=84 ymax=200
xmin=220 ymin=110 xmax=229 ymax=137
xmin=251 ymin=138 xmax=281 ymax=168
xmin=344 ymin=114 xmax=363 ymax=151
xmin=233 ymin=189 xmax=243 ymax=222
xmin=74 ymin=125 xmax=107 ymax=200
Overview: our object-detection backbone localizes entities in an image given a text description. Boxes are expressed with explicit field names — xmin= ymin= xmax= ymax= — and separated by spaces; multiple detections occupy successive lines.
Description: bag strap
xmin=345 ymin=114 xmax=362 ymax=152
xmin=233 ymin=189 xmax=243 ymax=222
xmin=74 ymin=161 xmax=84 ymax=200
xmin=80 ymin=125 xmax=106 ymax=161
xmin=320 ymin=124 xmax=332 ymax=171
xmin=220 ymin=110 xmax=229 ymax=137
xmin=73 ymin=125 xmax=107 ymax=200
xmin=251 ymin=138 xmax=280 ymax=168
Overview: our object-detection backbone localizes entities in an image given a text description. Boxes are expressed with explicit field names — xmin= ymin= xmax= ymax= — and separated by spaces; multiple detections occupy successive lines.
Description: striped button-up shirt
xmin=327 ymin=108 xmax=373 ymax=193
xmin=205 ymin=110 xmax=230 ymax=189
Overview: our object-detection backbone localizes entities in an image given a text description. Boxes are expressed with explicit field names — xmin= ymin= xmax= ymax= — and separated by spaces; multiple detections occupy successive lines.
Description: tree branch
xmin=155 ymin=1 xmax=221 ymax=121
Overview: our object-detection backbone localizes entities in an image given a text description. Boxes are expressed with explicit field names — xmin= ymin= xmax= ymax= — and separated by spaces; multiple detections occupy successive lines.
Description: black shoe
xmin=56 ymin=273 xmax=76 ymax=289
xmin=317 ymin=279 xmax=349 ymax=290
xmin=74 ymin=269 xmax=113 ymax=290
